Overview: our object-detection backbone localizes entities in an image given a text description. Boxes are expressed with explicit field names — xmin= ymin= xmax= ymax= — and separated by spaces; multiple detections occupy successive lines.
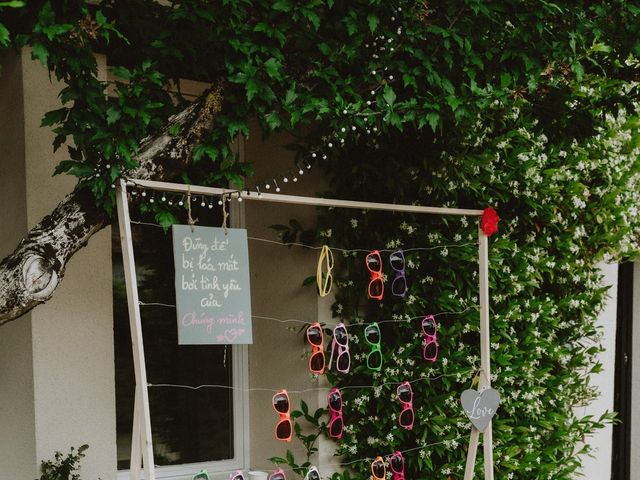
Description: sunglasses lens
xmin=390 ymin=251 xmax=404 ymax=270
xmin=400 ymin=408 xmax=414 ymax=427
xmin=329 ymin=417 xmax=343 ymax=437
xmin=424 ymin=341 xmax=437 ymax=360
xmin=369 ymin=278 xmax=383 ymax=297
xmin=307 ymin=471 xmax=320 ymax=480
xmin=397 ymin=384 xmax=412 ymax=402
xmin=273 ymin=393 xmax=289 ymax=413
xmin=310 ymin=351 xmax=324 ymax=372
xmin=232 ymin=475 xmax=245 ymax=480
xmin=364 ymin=325 xmax=380 ymax=344
xmin=276 ymin=420 xmax=291 ymax=439
xmin=307 ymin=325 xmax=323 ymax=346
xmin=329 ymin=390 xmax=342 ymax=410
xmin=367 ymin=350 xmax=382 ymax=370
xmin=334 ymin=326 xmax=348 ymax=345
xmin=337 ymin=351 xmax=350 ymax=371
xmin=392 ymin=276 xmax=407 ymax=296
xmin=372 ymin=461 xmax=385 ymax=478
xmin=391 ymin=456 xmax=403 ymax=472
xmin=271 ymin=474 xmax=285 ymax=480
xmin=422 ymin=316 xmax=436 ymax=335
xmin=366 ymin=253 xmax=381 ymax=272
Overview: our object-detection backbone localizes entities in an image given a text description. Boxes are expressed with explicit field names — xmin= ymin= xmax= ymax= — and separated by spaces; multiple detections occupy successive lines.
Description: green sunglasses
xmin=365 ymin=323 xmax=382 ymax=371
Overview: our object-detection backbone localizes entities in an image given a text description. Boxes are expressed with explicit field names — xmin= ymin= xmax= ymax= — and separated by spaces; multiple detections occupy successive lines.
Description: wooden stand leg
xmin=464 ymin=428 xmax=480 ymax=480
xmin=117 ymin=179 xmax=156 ymax=480
xmin=130 ymin=387 xmax=142 ymax=480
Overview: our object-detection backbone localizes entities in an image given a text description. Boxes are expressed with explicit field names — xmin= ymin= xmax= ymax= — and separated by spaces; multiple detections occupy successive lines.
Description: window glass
xmin=112 ymin=199 xmax=234 ymax=469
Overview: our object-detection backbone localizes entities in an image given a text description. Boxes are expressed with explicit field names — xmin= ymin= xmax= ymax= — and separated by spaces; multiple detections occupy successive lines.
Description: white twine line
xmin=128 ymin=220 xmax=477 ymax=253
xmin=136 ymin=302 xmax=477 ymax=327
xmin=147 ymin=373 xmax=461 ymax=394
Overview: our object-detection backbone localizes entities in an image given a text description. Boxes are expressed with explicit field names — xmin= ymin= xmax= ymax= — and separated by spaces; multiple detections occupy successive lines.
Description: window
xmin=112 ymin=199 xmax=248 ymax=478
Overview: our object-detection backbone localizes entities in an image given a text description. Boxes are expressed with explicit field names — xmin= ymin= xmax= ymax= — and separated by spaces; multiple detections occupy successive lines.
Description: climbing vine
xmin=2 ymin=1 xmax=640 ymax=478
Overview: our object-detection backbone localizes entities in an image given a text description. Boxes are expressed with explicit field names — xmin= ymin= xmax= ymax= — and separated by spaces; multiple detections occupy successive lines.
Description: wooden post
xmin=116 ymin=179 xmax=156 ymax=480
xmin=463 ymin=227 xmax=494 ymax=480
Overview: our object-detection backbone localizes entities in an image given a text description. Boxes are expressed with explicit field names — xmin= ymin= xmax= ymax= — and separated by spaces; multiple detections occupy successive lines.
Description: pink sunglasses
xmin=390 ymin=451 xmax=405 ymax=480
xmin=397 ymin=381 xmax=414 ymax=430
xmin=327 ymin=387 xmax=344 ymax=439
xmin=422 ymin=315 xmax=438 ymax=362
xmin=269 ymin=469 xmax=286 ymax=480
xmin=328 ymin=323 xmax=350 ymax=373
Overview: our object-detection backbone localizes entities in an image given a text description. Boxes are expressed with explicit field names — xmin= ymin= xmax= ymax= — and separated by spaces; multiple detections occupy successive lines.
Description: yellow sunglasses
xmin=316 ymin=245 xmax=334 ymax=297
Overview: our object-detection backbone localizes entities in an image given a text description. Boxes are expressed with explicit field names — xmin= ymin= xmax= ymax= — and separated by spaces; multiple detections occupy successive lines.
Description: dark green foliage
xmin=2 ymin=1 xmax=640 ymax=478
xmin=37 ymin=445 xmax=88 ymax=480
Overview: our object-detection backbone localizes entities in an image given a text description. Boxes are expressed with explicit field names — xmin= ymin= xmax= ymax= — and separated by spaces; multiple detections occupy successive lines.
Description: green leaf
xmin=246 ymin=78 xmax=258 ymax=102
xmin=426 ymin=111 xmax=440 ymax=132
xmin=264 ymin=57 xmax=282 ymax=79
xmin=31 ymin=42 xmax=48 ymax=64
xmin=0 ymin=23 xmax=9 ymax=47
xmin=106 ymin=107 xmax=121 ymax=125
xmin=367 ymin=14 xmax=379 ymax=33
xmin=383 ymin=85 xmax=396 ymax=106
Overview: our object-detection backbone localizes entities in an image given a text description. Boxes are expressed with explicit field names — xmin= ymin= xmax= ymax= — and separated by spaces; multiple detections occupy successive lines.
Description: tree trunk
xmin=0 ymin=85 xmax=224 ymax=327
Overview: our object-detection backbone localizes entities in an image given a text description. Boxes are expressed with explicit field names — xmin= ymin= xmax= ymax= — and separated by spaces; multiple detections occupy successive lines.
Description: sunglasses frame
xmin=390 ymin=249 xmax=408 ymax=298
xmin=328 ymin=323 xmax=350 ymax=373
xmin=422 ymin=315 xmax=438 ymax=362
xmin=304 ymin=466 xmax=320 ymax=480
xmin=306 ymin=322 xmax=325 ymax=375
xmin=192 ymin=470 xmax=210 ymax=480
xmin=366 ymin=250 xmax=384 ymax=300
xmin=389 ymin=451 xmax=405 ymax=480
xmin=364 ymin=322 xmax=382 ymax=371
xmin=268 ymin=468 xmax=287 ymax=480
xmin=371 ymin=456 xmax=386 ymax=480
xmin=229 ymin=471 xmax=246 ymax=480
xmin=272 ymin=389 xmax=292 ymax=442
xmin=327 ymin=387 xmax=344 ymax=439
xmin=397 ymin=381 xmax=414 ymax=430
xmin=317 ymin=245 xmax=334 ymax=297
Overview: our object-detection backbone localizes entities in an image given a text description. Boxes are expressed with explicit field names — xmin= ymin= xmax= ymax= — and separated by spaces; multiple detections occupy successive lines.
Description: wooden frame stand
xmin=115 ymin=177 xmax=494 ymax=480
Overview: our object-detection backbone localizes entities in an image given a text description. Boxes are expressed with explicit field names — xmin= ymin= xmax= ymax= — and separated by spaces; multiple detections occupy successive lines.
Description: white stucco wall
xmin=578 ymin=262 xmax=618 ymax=479
xmin=0 ymin=50 xmax=117 ymax=480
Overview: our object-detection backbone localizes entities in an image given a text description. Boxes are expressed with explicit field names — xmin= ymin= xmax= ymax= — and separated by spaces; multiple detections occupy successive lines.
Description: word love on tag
xmin=460 ymin=388 xmax=501 ymax=432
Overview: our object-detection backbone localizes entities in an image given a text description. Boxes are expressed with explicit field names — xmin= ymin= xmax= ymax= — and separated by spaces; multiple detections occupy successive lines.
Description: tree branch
xmin=0 ymin=84 xmax=224 ymax=327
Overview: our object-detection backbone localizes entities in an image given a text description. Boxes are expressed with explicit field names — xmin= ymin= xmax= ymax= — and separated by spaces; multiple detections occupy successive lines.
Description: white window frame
xmin=117 ymin=345 xmax=250 ymax=480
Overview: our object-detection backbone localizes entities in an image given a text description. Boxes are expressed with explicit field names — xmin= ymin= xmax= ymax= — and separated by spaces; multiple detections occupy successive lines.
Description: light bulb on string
xmin=178 ymin=196 xmax=184 ymax=206
xmin=237 ymin=191 xmax=243 ymax=203
xmin=141 ymin=189 xmax=147 ymax=197
xmin=161 ymin=194 xmax=167 ymax=202
xmin=293 ymin=176 xmax=298 ymax=182
xmin=283 ymin=176 xmax=289 ymax=183
xmin=265 ymin=181 xmax=271 ymax=190
xmin=256 ymin=186 xmax=262 ymax=197
xmin=274 ymin=179 xmax=281 ymax=192
xmin=200 ymin=198 xmax=206 ymax=207
xmin=208 ymin=198 xmax=214 ymax=209
xmin=149 ymin=193 xmax=155 ymax=204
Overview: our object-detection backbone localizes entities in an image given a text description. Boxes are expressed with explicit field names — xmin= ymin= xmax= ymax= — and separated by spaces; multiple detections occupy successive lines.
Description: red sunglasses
xmin=366 ymin=250 xmax=384 ymax=300
xmin=306 ymin=322 xmax=325 ymax=375
xmin=273 ymin=389 xmax=292 ymax=442
xmin=397 ymin=381 xmax=414 ymax=430
xmin=327 ymin=387 xmax=344 ymax=439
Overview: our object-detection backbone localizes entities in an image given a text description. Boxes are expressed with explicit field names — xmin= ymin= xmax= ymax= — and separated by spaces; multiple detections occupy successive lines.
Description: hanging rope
xmin=186 ymin=185 xmax=198 ymax=232
xmin=221 ymin=192 xmax=229 ymax=235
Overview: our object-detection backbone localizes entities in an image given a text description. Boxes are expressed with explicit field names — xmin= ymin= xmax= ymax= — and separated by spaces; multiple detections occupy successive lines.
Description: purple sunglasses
xmin=390 ymin=250 xmax=407 ymax=297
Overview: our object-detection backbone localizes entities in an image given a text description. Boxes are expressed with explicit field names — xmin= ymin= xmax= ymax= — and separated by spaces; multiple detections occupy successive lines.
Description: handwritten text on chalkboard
xmin=172 ymin=225 xmax=253 ymax=345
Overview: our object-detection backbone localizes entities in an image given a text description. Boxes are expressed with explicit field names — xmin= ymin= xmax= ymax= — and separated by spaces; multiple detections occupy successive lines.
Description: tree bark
xmin=0 ymin=85 xmax=224 ymax=327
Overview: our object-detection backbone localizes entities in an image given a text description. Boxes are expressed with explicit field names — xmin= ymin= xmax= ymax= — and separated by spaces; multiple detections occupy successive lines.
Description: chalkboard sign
xmin=172 ymin=225 xmax=253 ymax=345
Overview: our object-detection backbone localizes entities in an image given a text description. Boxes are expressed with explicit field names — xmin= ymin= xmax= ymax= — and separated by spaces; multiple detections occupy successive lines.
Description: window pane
xmin=113 ymin=203 xmax=234 ymax=469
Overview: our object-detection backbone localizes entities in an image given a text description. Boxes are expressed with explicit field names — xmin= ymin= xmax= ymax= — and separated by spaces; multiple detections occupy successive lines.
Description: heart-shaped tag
xmin=460 ymin=388 xmax=500 ymax=432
